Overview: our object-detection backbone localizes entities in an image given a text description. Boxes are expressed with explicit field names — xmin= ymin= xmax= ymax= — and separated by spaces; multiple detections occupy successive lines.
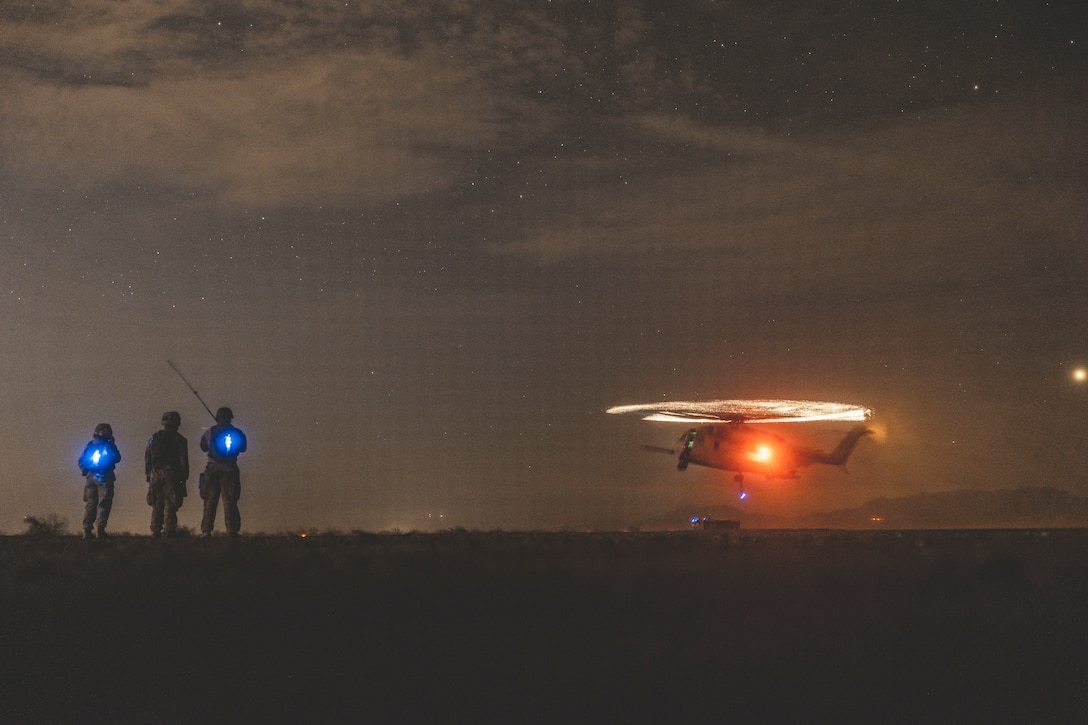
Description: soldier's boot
xmin=96 ymin=526 xmax=109 ymax=539
xmin=82 ymin=528 xmax=94 ymax=541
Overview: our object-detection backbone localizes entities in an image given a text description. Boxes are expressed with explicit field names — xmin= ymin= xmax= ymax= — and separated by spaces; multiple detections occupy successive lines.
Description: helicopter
xmin=606 ymin=399 xmax=874 ymax=499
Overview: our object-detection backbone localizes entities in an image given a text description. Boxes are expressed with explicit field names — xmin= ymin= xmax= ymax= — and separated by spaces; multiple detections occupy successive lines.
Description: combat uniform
xmin=199 ymin=407 xmax=247 ymax=537
xmin=78 ymin=423 xmax=121 ymax=539
xmin=145 ymin=412 xmax=190 ymax=537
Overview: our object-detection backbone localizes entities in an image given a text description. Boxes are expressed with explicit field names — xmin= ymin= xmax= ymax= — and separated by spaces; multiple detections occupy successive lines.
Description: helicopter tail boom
xmin=814 ymin=425 xmax=873 ymax=467
xmin=640 ymin=444 xmax=679 ymax=456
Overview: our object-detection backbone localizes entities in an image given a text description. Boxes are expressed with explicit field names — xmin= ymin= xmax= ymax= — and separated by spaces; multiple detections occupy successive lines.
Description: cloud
xmin=0 ymin=0 xmax=569 ymax=208
xmin=488 ymin=98 xmax=1088 ymax=284
xmin=3 ymin=50 xmax=537 ymax=207
xmin=0 ymin=0 xmax=164 ymax=84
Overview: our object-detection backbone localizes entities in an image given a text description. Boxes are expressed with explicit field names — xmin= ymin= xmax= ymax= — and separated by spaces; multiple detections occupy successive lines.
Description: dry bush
xmin=22 ymin=514 xmax=68 ymax=537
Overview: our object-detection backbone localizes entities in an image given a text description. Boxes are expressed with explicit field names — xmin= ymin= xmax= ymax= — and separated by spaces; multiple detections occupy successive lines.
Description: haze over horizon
xmin=2 ymin=1 xmax=1086 ymax=533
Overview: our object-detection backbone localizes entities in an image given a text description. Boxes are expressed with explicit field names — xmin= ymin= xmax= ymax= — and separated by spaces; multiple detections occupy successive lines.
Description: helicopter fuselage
xmin=677 ymin=422 xmax=872 ymax=480
xmin=679 ymin=423 xmax=800 ymax=478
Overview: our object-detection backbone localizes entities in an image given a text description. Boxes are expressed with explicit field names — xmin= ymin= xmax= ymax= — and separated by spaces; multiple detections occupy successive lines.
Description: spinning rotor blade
xmin=606 ymin=399 xmax=872 ymax=424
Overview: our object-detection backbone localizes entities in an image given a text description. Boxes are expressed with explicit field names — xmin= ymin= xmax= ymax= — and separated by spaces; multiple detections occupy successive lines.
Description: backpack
xmin=148 ymin=430 xmax=182 ymax=471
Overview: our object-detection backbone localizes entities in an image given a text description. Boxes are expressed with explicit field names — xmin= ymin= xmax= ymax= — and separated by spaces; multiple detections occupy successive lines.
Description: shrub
xmin=23 ymin=514 xmax=69 ymax=537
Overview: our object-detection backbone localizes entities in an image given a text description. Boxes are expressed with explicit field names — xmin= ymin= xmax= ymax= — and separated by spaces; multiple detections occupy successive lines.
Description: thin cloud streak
xmin=489 ymin=99 xmax=1087 ymax=285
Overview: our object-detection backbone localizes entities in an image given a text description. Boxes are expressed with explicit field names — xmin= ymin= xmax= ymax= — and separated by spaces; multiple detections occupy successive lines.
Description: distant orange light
xmin=299 ymin=533 xmax=308 ymax=538
xmin=1074 ymin=368 xmax=1087 ymax=383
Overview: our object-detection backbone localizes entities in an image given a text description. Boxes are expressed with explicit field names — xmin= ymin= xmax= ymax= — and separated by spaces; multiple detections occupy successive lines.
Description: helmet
xmin=162 ymin=411 xmax=181 ymax=429
xmin=93 ymin=423 xmax=113 ymax=439
xmin=215 ymin=407 xmax=234 ymax=423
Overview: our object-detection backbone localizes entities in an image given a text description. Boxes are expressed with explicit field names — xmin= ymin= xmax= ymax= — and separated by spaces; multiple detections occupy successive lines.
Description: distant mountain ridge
xmin=636 ymin=487 xmax=1088 ymax=530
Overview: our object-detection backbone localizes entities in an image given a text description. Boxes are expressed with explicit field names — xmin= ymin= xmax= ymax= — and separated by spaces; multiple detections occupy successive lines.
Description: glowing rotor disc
xmin=606 ymin=399 xmax=873 ymax=424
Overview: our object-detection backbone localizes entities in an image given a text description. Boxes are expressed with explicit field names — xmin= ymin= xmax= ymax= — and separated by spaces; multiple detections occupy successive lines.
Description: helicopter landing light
xmin=751 ymin=445 xmax=773 ymax=463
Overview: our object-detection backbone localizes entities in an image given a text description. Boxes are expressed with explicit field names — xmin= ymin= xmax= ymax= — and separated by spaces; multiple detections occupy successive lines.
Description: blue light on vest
xmin=84 ymin=446 xmax=115 ymax=472
xmin=212 ymin=427 xmax=245 ymax=458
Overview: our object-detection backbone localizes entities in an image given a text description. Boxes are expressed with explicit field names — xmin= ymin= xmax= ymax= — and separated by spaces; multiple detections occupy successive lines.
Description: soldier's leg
xmin=201 ymin=475 xmax=222 ymax=535
xmin=221 ymin=471 xmax=241 ymax=535
xmin=149 ymin=479 xmax=165 ymax=535
xmin=96 ymin=483 xmax=114 ymax=537
xmin=82 ymin=481 xmax=98 ymax=537
xmin=163 ymin=476 xmax=180 ymax=534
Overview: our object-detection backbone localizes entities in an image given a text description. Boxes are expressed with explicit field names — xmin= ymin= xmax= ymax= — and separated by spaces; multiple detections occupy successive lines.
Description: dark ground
xmin=1 ymin=529 xmax=1086 ymax=724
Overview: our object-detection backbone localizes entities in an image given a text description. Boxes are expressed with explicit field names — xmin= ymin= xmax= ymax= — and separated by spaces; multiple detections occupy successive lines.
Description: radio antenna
xmin=167 ymin=359 xmax=217 ymax=421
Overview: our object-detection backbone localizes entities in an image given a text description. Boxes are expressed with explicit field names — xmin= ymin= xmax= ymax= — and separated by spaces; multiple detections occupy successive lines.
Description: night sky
xmin=2 ymin=0 xmax=1086 ymax=533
